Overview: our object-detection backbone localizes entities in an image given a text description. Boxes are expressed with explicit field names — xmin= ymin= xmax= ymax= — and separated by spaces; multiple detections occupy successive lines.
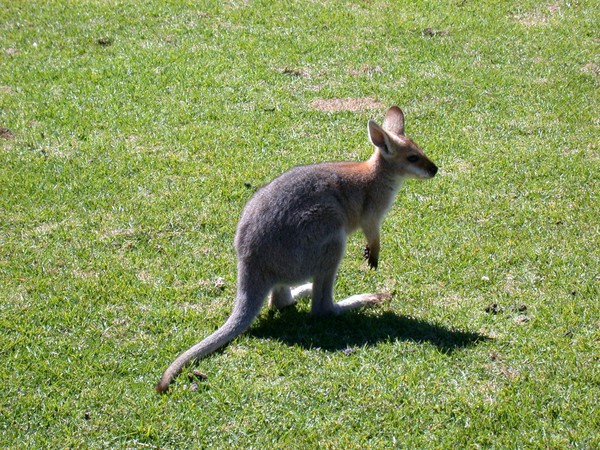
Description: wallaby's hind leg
xmin=311 ymin=273 xmax=338 ymax=316
xmin=269 ymin=283 xmax=314 ymax=310
xmin=269 ymin=286 xmax=295 ymax=310
xmin=291 ymin=283 xmax=312 ymax=301
xmin=311 ymin=273 xmax=390 ymax=316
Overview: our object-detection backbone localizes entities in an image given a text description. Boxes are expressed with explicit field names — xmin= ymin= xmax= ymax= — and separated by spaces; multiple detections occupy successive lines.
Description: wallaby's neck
xmin=367 ymin=150 xmax=404 ymax=190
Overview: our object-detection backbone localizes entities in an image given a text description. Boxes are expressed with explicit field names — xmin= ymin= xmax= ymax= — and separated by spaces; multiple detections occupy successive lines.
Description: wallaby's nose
xmin=430 ymin=164 xmax=438 ymax=177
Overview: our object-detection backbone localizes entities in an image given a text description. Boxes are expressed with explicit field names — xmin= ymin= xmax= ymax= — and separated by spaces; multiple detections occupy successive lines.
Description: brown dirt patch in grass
xmin=514 ymin=4 xmax=560 ymax=27
xmin=0 ymin=126 xmax=15 ymax=139
xmin=310 ymin=97 xmax=384 ymax=112
xmin=582 ymin=62 xmax=600 ymax=77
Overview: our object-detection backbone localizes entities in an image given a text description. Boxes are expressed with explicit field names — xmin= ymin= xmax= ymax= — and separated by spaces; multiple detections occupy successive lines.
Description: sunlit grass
xmin=1 ymin=0 xmax=598 ymax=448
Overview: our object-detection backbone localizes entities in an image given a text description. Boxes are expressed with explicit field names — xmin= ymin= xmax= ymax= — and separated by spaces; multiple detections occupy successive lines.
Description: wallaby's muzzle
xmin=428 ymin=164 xmax=439 ymax=177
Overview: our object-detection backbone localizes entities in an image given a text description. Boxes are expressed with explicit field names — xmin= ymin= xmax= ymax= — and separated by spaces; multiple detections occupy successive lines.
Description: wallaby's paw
xmin=363 ymin=245 xmax=378 ymax=269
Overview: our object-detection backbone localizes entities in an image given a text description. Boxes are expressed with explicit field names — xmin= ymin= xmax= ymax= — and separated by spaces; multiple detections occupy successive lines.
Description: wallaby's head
xmin=368 ymin=106 xmax=438 ymax=180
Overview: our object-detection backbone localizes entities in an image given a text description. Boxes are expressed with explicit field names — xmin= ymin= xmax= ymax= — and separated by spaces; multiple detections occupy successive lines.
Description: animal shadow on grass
xmin=250 ymin=307 xmax=487 ymax=354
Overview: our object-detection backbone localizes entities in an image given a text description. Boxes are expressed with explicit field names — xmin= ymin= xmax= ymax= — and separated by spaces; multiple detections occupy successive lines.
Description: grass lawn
xmin=1 ymin=0 xmax=598 ymax=448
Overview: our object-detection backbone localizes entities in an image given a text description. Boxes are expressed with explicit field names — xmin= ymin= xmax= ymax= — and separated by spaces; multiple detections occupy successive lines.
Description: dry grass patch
xmin=310 ymin=97 xmax=384 ymax=112
xmin=0 ymin=126 xmax=15 ymax=139
xmin=582 ymin=62 xmax=600 ymax=77
xmin=514 ymin=3 xmax=561 ymax=27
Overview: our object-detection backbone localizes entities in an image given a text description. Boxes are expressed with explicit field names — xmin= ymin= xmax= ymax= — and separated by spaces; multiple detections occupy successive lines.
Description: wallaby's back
xmin=234 ymin=159 xmax=388 ymax=283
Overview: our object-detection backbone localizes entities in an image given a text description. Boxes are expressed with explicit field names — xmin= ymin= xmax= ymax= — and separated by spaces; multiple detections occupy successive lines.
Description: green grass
xmin=1 ymin=0 xmax=598 ymax=448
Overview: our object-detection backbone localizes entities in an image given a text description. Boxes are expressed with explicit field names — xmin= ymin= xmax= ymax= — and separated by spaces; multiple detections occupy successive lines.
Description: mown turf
xmin=1 ymin=0 xmax=598 ymax=448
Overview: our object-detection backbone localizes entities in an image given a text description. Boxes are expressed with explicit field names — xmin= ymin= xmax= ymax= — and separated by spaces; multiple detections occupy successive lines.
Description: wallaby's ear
xmin=368 ymin=120 xmax=393 ymax=156
xmin=382 ymin=106 xmax=405 ymax=136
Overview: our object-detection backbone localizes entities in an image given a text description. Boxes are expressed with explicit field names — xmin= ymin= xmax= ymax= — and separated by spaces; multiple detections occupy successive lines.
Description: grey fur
xmin=155 ymin=106 xmax=437 ymax=393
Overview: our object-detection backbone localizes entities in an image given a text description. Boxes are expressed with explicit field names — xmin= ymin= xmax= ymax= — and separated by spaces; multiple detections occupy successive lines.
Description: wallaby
xmin=155 ymin=106 xmax=438 ymax=393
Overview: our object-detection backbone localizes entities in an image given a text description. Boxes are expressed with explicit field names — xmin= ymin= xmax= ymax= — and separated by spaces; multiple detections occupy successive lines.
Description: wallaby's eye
xmin=407 ymin=155 xmax=420 ymax=163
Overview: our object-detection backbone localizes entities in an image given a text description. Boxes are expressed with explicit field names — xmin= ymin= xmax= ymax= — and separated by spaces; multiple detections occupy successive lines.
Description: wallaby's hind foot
xmin=333 ymin=292 xmax=392 ymax=315
xmin=271 ymin=282 xmax=390 ymax=317
xmin=269 ymin=286 xmax=295 ymax=310
xmin=269 ymin=283 xmax=314 ymax=310
xmin=291 ymin=283 xmax=313 ymax=301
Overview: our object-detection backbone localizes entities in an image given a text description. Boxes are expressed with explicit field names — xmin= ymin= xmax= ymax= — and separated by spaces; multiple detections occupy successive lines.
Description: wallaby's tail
xmin=155 ymin=290 xmax=265 ymax=394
